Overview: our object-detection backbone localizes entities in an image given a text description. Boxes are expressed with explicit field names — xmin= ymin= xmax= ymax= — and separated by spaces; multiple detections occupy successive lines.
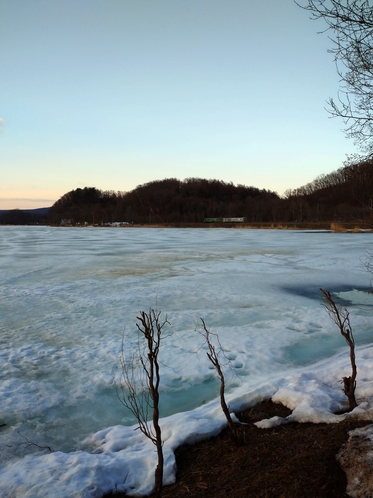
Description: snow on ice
xmin=0 ymin=226 xmax=372 ymax=497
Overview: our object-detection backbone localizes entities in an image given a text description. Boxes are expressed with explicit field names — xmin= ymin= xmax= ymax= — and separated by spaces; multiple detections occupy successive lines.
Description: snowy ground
xmin=0 ymin=226 xmax=372 ymax=497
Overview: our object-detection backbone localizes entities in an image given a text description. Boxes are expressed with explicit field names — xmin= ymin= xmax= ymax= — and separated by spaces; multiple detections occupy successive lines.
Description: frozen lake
xmin=1 ymin=226 xmax=373 ymax=497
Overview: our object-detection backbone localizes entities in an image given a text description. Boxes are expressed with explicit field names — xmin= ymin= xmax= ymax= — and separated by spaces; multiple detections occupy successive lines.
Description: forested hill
xmin=284 ymin=158 xmax=373 ymax=224
xmin=4 ymin=159 xmax=373 ymax=226
xmin=47 ymin=161 xmax=373 ymax=225
xmin=48 ymin=178 xmax=279 ymax=225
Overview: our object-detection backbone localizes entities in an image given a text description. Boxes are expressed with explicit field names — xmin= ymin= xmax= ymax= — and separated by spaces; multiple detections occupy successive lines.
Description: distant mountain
xmin=24 ymin=207 xmax=50 ymax=216
xmin=0 ymin=207 xmax=50 ymax=225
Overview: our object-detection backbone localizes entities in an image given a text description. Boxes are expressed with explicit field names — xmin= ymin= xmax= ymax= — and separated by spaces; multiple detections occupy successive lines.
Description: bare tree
xmin=320 ymin=288 xmax=358 ymax=410
xmin=362 ymin=250 xmax=373 ymax=275
xmin=199 ymin=318 xmax=237 ymax=438
xmin=296 ymin=1 xmax=373 ymax=155
xmin=117 ymin=309 xmax=170 ymax=498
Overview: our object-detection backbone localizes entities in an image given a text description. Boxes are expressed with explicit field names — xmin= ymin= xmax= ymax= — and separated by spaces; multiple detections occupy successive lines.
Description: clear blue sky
xmin=1 ymin=0 xmax=355 ymax=209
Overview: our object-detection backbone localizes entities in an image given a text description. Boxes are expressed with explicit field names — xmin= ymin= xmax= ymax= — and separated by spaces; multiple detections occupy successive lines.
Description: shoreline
xmin=52 ymin=221 xmax=373 ymax=231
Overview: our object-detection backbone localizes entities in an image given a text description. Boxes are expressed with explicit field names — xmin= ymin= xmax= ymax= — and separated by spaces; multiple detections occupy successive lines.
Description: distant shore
xmin=52 ymin=221 xmax=373 ymax=231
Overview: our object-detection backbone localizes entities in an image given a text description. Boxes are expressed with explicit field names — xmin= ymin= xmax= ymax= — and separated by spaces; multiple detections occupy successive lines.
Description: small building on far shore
xmin=204 ymin=217 xmax=245 ymax=223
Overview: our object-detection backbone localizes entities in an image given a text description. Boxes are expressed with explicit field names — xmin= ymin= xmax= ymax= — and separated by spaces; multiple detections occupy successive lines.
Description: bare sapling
xmin=117 ymin=309 xmax=170 ymax=498
xmin=363 ymin=250 xmax=373 ymax=278
xmin=199 ymin=318 xmax=237 ymax=438
xmin=320 ymin=289 xmax=358 ymax=411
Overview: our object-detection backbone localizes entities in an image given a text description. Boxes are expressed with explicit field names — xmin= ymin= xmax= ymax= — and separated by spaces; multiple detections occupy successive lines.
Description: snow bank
xmin=1 ymin=345 xmax=373 ymax=497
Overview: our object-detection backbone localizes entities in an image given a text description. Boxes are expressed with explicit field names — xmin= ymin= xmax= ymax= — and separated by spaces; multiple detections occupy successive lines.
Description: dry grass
xmin=330 ymin=222 xmax=347 ymax=232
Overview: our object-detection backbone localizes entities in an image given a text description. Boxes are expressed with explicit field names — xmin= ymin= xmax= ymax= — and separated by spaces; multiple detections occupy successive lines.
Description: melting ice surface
xmin=1 ymin=226 xmax=373 ymax=497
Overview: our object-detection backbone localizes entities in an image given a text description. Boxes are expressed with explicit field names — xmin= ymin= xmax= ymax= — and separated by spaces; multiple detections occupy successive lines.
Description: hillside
xmin=48 ymin=159 xmax=373 ymax=226
xmin=284 ymin=158 xmax=373 ymax=224
xmin=48 ymin=179 xmax=279 ymax=225
xmin=3 ymin=159 xmax=373 ymax=226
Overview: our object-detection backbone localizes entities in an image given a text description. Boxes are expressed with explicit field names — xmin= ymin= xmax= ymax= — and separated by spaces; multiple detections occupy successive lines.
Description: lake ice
xmin=0 ymin=226 xmax=373 ymax=497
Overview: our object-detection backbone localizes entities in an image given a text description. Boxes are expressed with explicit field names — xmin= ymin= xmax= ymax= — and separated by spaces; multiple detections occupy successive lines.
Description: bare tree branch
xmin=116 ymin=309 xmax=170 ymax=498
xmin=320 ymin=288 xmax=358 ymax=410
xmin=296 ymin=1 xmax=373 ymax=154
xmin=362 ymin=250 xmax=373 ymax=275
xmin=198 ymin=318 xmax=238 ymax=439
xmin=13 ymin=431 xmax=54 ymax=453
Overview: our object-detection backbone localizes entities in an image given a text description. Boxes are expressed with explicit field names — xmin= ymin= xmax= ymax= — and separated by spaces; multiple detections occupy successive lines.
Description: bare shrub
xmin=362 ymin=250 xmax=373 ymax=276
xmin=320 ymin=289 xmax=358 ymax=410
xmin=198 ymin=318 xmax=237 ymax=438
xmin=116 ymin=309 xmax=171 ymax=497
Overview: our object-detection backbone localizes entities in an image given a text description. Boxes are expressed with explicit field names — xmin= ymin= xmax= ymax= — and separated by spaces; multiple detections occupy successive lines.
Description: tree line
xmin=284 ymin=157 xmax=373 ymax=223
xmin=0 ymin=208 xmax=49 ymax=225
xmin=46 ymin=160 xmax=373 ymax=226
xmin=47 ymin=178 xmax=280 ymax=225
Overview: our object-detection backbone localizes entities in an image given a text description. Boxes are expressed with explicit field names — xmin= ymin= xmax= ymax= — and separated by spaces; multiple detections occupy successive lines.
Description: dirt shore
xmin=105 ymin=400 xmax=370 ymax=498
